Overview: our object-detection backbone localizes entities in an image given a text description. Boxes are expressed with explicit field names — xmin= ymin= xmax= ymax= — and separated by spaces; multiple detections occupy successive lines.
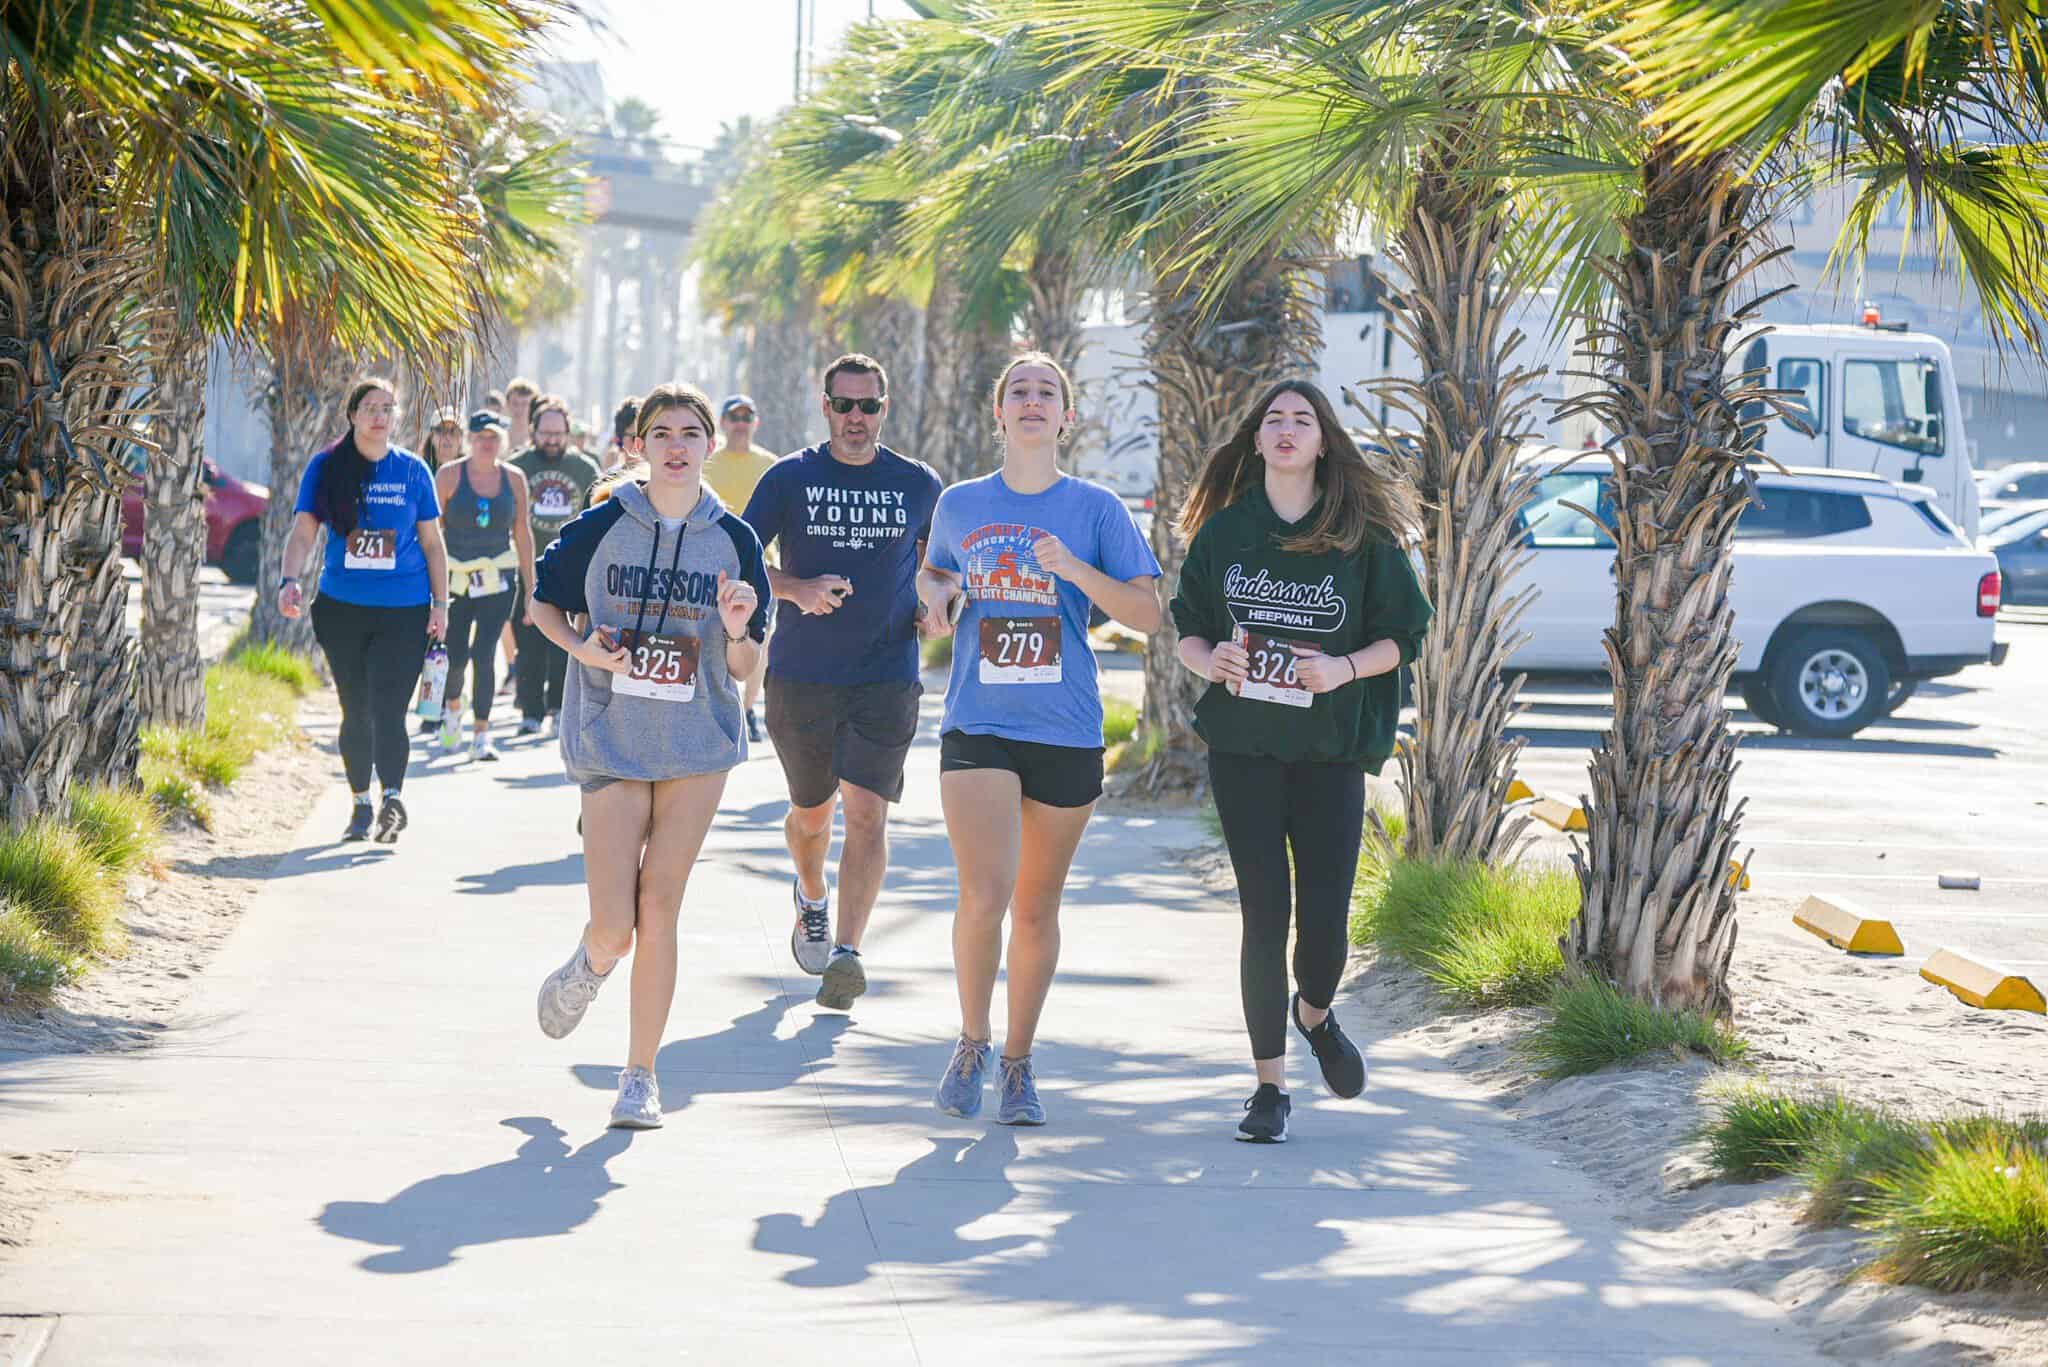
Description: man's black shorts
xmin=938 ymin=729 xmax=1105 ymax=809
xmin=766 ymin=677 xmax=923 ymax=808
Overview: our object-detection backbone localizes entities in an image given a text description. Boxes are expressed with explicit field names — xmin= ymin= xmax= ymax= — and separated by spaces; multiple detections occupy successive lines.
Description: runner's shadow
xmin=569 ymin=997 xmax=852 ymax=1116
xmin=316 ymin=1117 xmax=629 ymax=1273
xmin=455 ymin=853 xmax=584 ymax=895
xmin=753 ymin=1131 xmax=1029 ymax=1287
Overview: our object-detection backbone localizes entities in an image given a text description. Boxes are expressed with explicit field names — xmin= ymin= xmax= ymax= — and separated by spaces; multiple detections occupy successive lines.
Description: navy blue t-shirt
xmin=741 ymin=443 xmax=943 ymax=685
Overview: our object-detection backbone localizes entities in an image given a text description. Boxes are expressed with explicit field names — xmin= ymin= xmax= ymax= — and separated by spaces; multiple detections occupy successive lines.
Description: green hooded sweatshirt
xmin=1169 ymin=486 xmax=1432 ymax=772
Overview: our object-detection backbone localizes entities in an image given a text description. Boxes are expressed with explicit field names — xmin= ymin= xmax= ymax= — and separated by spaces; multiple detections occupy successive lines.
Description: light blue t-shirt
xmin=293 ymin=446 xmax=441 ymax=608
xmin=927 ymin=471 xmax=1161 ymax=749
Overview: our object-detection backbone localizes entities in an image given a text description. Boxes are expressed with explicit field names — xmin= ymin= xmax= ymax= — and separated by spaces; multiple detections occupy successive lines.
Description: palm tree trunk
xmin=1024 ymin=246 xmax=1087 ymax=380
xmin=1133 ymin=253 xmax=1322 ymax=794
xmin=0 ymin=94 xmax=149 ymax=825
xmin=250 ymin=351 xmax=348 ymax=654
xmin=746 ymin=309 xmax=818 ymax=453
xmin=1372 ymin=176 xmax=1547 ymax=865
xmin=1558 ymin=145 xmax=1773 ymax=1016
xmin=137 ymin=325 xmax=210 ymax=729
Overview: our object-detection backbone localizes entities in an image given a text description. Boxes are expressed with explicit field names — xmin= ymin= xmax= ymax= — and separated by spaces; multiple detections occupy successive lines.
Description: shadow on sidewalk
xmin=569 ymin=996 xmax=852 ymax=1115
xmin=317 ymin=1117 xmax=631 ymax=1273
xmin=456 ymin=853 xmax=585 ymax=895
xmin=753 ymin=1130 xmax=1031 ymax=1287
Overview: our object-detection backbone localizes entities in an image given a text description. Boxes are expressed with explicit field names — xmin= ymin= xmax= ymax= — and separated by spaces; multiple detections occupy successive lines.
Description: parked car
xmin=1981 ymin=504 xmax=2048 ymax=606
xmin=1978 ymin=499 xmax=2048 ymax=539
xmin=1508 ymin=451 xmax=2005 ymax=738
xmin=1976 ymin=460 xmax=2048 ymax=511
xmin=120 ymin=460 xmax=269 ymax=585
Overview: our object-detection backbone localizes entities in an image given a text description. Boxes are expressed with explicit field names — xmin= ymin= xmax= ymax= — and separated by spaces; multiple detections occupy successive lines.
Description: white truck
xmin=1733 ymin=316 xmax=1981 ymax=538
xmin=1508 ymin=450 xmax=2007 ymax=737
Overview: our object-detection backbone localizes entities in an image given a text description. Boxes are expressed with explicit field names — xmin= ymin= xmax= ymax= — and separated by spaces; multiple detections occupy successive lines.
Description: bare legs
xmin=941 ymin=769 xmax=1092 ymax=1057
xmin=783 ymin=781 xmax=890 ymax=950
xmin=578 ymin=771 xmax=729 ymax=1071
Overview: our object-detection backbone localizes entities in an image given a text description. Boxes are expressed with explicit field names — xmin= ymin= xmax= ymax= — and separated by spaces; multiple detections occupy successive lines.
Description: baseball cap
xmin=466 ymin=409 xmax=509 ymax=434
xmin=720 ymin=394 xmax=757 ymax=419
xmin=430 ymin=405 xmax=462 ymax=429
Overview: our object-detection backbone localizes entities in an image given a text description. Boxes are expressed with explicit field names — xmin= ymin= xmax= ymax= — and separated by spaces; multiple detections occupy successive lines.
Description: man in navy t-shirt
xmin=742 ymin=353 xmax=943 ymax=1011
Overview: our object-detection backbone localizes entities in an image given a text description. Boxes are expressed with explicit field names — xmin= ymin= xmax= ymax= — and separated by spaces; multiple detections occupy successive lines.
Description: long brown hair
xmin=1178 ymin=380 xmax=1419 ymax=555
xmin=314 ymin=376 xmax=398 ymax=535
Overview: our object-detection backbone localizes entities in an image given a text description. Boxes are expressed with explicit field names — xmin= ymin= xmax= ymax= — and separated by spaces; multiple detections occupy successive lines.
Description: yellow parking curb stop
xmin=1919 ymin=949 xmax=2046 ymax=1013
xmin=1530 ymin=798 xmax=1587 ymax=832
xmin=1792 ymin=894 xmax=1904 ymax=956
xmin=1505 ymin=779 xmax=1535 ymax=804
xmin=1727 ymin=860 xmax=1752 ymax=892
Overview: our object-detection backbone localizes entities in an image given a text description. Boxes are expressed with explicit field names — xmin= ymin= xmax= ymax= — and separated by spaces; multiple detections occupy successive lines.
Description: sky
xmin=548 ymin=0 xmax=924 ymax=153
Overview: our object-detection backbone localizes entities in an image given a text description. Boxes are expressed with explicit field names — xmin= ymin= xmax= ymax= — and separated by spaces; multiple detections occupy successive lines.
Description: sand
xmin=1332 ymin=889 xmax=2048 ymax=1365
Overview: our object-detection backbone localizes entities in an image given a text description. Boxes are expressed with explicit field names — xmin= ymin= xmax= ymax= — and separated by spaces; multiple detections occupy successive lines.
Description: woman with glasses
xmin=420 ymin=406 xmax=463 ymax=473
xmin=433 ymin=409 xmax=536 ymax=761
xmin=277 ymin=378 xmax=449 ymax=842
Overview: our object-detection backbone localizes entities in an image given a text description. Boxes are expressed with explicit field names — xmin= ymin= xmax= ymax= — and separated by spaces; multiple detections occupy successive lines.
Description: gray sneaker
xmin=789 ymin=880 xmax=831 ymax=976
xmin=816 ymin=947 xmax=867 ymax=1010
xmin=608 ymin=1065 xmax=663 ymax=1130
xmin=536 ymin=943 xmax=610 ymax=1039
xmin=934 ymin=1035 xmax=993 ymax=1118
xmin=996 ymin=1054 xmax=1046 ymax=1127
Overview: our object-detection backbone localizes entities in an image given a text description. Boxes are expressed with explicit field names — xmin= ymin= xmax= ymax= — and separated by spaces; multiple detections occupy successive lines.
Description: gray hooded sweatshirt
xmin=532 ymin=479 xmax=769 ymax=784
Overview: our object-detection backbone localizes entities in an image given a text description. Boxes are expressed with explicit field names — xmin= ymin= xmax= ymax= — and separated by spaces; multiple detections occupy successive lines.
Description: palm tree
xmin=2 ymin=0 xmax=570 ymax=823
xmin=1557 ymin=6 xmax=2048 ymax=1012
xmin=1074 ymin=0 xmax=1620 ymax=859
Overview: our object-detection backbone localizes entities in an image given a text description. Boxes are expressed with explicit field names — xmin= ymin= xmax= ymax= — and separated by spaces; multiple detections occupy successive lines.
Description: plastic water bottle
xmin=416 ymin=642 xmax=448 ymax=720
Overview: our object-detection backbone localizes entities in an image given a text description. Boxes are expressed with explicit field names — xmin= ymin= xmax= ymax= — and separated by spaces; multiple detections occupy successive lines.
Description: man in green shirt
xmin=512 ymin=394 xmax=602 ymax=736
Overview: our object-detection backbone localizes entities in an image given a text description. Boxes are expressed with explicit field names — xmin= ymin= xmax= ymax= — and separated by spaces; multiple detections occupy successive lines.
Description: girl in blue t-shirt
xmin=916 ymin=352 xmax=1162 ymax=1127
xmin=278 ymin=377 xmax=449 ymax=843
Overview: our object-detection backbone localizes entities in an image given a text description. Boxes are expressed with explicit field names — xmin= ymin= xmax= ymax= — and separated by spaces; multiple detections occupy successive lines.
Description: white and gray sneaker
xmin=790 ymin=880 xmax=831 ymax=976
xmin=817 ymin=946 xmax=866 ymax=1010
xmin=608 ymin=1065 xmax=663 ymax=1129
xmin=536 ymin=943 xmax=611 ymax=1039
xmin=471 ymin=731 xmax=499 ymax=763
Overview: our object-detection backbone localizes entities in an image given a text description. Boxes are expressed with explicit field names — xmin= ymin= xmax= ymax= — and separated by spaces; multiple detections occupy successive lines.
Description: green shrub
xmin=67 ymin=783 xmax=164 ymax=875
xmin=1349 ymin=848 xmax=1577 ymax=1007
xmin=1866 ymin=1133 xmax=2048 ymax=1292
xmin=0 ymin=821 xmax=122 ymax=959
xmin=140 ymin=754 xmax=214 ymax=829
xmin=1704 ymin=1087 xmax=1867 ymax=1182
xmin=1519 ymin=976 xmax=1748 ymax=1079
xmin=0 ymin=896 xmax=77 ymax=1001
xmin=227 ymin=640 xmax=320 ymax=693
xmin=1799 ymin=1106 xmax=1929 ymax=1224
xmin=1102 ymin=698 xmax=1138 ymax=746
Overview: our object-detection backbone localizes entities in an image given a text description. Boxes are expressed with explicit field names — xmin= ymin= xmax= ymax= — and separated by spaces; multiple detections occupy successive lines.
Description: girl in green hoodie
xmin=1169 ymin=380 xmax=1430 ymax=1143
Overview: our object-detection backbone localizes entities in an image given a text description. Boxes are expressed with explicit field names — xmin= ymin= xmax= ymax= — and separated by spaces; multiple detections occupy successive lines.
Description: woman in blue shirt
xmin=278 ymin=377 xmax=449 ymax=843
xmin=916 ymin=352 xmax=1162 ymax=1126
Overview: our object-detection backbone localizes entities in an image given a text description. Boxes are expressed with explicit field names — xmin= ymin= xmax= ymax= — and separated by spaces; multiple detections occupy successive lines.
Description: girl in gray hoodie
xmin=525 ymin=383 xmax=770 ymax=1130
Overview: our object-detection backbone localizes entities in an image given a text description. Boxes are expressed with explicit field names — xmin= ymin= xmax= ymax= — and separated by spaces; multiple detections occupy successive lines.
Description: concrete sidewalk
xmin=0 ymin=693 xmax=1826 ymax=1364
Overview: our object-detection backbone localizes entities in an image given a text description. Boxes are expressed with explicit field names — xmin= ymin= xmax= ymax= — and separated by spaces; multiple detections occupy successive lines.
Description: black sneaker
xmin=1237 ymin=1084 xmax=1290 ymax=1143
xmin=746 ymin=709 xmax=765 ymax=744
xmin=1294 ymin=995 xmax=1367 ymax=1098
xmin=342 ymin=802 xmax=374 ymax=842
xmin=373 ymin=793 xmax=408 ymax=845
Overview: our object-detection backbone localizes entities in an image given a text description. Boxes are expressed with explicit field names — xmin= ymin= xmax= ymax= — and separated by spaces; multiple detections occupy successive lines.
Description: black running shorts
xmin=766 ymin=677 xmax=923 ymax=808
xmin=938 ymin=729 xmax=1104 ymax=809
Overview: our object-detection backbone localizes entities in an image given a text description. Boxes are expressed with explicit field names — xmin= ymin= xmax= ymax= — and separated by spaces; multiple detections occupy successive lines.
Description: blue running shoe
xmin=996 ymin=1054 xmax=1045 ymax=1127
xmin=934 ymin=1035 xmax=993 ymax=1118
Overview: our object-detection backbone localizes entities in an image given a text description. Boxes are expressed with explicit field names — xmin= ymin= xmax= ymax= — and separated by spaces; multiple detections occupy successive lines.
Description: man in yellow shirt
xmin=706 ymin=394 xmax=780 ymax=742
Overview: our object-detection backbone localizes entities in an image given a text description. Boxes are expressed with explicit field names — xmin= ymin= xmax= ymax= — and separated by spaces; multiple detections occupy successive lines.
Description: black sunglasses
xmin=825 ymin=396 xmax=884 ymax=415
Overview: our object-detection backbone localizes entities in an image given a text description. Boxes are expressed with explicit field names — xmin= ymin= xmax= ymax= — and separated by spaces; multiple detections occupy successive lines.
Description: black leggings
xmin=311 ymin=596 xmax=429 ymax=794
xmin=443 ymin=588 xmax=516 ymax=722
xmin=1208 ymin=749 xmax=1366 ymax=1060
xmin=515 ymin=612 xmax=568 ymax=722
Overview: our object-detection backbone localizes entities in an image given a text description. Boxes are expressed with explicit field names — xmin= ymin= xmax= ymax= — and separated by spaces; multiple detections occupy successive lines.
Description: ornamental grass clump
xmin=1520 ymin=976 xmax=1748 ymax=1079
xmin=0 ymin=821 xmax=123 ymax=960
xmin=1349 ymin=834 xmax=1577 ymax=1008
xmin=67 ymin=783 xmax=164 ymax=877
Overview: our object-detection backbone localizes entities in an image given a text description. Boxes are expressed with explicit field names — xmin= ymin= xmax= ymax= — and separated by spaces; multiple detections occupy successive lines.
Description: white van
xmin=1734 ymin=321 xmax=1980 ymax=537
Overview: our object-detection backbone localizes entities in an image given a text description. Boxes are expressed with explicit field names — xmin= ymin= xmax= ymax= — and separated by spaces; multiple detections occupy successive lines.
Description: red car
xmin=121 ymin=460 xmax=269 ymax=584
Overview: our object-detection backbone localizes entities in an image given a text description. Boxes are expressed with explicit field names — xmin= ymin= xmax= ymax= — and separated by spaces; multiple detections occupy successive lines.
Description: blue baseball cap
xmin=720 ymin=394 xmax=757 ymax=419
xmin=467 ymin=409 xmax=508 ymax=434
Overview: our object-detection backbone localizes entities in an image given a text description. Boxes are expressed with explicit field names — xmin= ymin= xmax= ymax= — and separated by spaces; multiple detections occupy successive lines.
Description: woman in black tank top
xmin=431 ymin=411 xmax=537 ymax=760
